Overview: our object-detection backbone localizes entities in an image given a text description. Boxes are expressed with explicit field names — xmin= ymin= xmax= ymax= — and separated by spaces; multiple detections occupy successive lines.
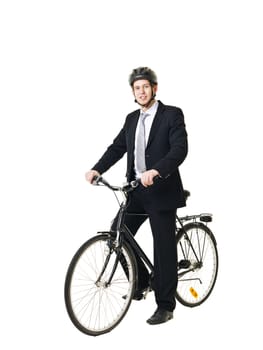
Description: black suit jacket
xmin=92 ymin=101 xmax=188 ymax=210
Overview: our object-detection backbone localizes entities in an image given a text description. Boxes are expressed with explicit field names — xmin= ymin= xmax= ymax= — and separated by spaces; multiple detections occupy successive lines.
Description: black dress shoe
xmin=147 ymin=308 xmax=173 ymax=325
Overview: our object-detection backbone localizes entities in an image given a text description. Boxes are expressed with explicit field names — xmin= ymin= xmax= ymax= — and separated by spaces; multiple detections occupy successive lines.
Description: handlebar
xmin=92 ymin=175 xmax=191 ymax=201
xmin=92 ymin=175 xmax=140 ymax=192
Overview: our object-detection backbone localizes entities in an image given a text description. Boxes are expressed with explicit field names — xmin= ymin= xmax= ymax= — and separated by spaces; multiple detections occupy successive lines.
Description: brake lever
xmin=130 ymin=179 xmax=140 ymax=188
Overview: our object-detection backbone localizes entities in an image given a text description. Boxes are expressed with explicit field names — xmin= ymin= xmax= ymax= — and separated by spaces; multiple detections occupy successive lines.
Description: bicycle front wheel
xmin=176 ymin=222 xmax=218 ymax=307
xmin=64 ymin=234 xmax=136 ymax=336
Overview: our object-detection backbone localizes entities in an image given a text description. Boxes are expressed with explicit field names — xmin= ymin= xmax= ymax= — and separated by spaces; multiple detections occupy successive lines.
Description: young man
xmin=85 ymin=67 xmax=188 ymax=325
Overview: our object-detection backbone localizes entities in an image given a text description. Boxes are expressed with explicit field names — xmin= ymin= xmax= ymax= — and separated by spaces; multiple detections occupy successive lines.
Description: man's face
xmin=132 ymin=79 xmax=157 ymax=106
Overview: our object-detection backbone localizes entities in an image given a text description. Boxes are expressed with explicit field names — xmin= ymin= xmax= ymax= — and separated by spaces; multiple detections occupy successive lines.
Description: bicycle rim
xmin=65 ymin=234 xmax=136 ymax=336
xmin=176 ymin=223 xmax=218 ymax=307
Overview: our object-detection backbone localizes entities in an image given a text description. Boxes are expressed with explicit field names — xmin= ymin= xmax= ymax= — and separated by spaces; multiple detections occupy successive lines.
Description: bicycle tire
xmin=176 ymin=222 xmax=218 ymax=307
xmin=64 ymin=234 xmax=137 ymax=336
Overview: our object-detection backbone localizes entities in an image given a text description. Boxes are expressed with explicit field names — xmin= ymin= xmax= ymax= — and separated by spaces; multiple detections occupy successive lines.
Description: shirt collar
xmin=140 ymin=100 xmax=159 ymax=116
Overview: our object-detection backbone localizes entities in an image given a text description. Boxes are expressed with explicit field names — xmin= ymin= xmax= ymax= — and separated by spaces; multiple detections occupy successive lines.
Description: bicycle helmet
xmin=129 ymin=67 xmax=158 ymax=87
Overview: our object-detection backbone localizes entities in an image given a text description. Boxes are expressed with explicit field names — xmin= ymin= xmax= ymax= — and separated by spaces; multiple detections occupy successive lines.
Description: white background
xmin=1 ymin=0 xmax=262 ymax=348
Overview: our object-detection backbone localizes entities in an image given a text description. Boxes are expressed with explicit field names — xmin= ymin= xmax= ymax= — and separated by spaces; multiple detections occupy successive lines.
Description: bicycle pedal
xmin=143 ymin=287 xmax=151 ymax=299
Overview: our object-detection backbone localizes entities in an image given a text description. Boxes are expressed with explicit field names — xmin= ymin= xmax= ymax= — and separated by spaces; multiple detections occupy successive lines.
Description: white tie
xmin=135 ymin=112 xmax=149 ymax=174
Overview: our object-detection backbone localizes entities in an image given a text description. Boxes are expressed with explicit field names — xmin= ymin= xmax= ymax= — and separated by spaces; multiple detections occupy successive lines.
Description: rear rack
xmin=179 ymin=213 xmax=213 ymax=223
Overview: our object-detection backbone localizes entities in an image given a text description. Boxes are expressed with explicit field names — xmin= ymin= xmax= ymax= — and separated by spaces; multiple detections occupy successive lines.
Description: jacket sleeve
xmin=92 ymin=126 xmax=127 ymax=175
xmin=153 ymin=109 xmax=188 ymax=178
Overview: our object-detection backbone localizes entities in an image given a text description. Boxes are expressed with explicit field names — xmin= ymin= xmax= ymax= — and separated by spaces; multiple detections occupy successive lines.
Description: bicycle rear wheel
xmin=176 ymin=222 xmax=218 ymax=307
xmin=64 ymin=234 xmax=136 ymax=336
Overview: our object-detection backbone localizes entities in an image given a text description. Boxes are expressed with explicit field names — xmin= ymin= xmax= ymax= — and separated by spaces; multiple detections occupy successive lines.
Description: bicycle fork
xmin=95 ymin=201 xmax=128 ymax=288
xmin=95 ymin=241 xmax=123 ymax=288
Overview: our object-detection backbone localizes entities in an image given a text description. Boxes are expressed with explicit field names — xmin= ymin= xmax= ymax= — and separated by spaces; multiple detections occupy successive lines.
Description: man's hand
xmin=85 ymin=170 xmax=100 ymax=184
xmin=141 ymin=169 xmax=160 ymax=187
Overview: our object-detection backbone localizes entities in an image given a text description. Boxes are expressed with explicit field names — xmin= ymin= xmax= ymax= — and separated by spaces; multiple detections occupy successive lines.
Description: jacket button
xmin=145 ymin=154 xmax=150 ymax=158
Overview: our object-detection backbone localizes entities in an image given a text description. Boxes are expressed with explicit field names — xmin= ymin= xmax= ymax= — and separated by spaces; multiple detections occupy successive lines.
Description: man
xmin=85 ymin=67 xmax=188 ymax=325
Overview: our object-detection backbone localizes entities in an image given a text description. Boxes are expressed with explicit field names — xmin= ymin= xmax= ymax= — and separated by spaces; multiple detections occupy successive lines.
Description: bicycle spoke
xmin=176 ymin=223 xmax=218 ymax=307
xmin=65 ymin=235 xmax=136 ymax=335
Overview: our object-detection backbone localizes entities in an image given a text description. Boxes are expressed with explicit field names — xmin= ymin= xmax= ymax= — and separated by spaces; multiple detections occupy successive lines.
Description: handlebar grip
xmin=92 ymin=175 xmax=101 ymax=185
xmin=92 ymin=175 xmax=113 ymax=189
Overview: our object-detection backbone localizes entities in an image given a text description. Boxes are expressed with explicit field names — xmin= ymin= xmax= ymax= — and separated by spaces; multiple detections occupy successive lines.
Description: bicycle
xmin=64 ymin=176 xmax=218 ymax=336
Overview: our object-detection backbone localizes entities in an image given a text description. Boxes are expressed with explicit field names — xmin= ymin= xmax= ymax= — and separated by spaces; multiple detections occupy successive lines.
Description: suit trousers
xmin=111 ymin=185 xmax=178 ymax=312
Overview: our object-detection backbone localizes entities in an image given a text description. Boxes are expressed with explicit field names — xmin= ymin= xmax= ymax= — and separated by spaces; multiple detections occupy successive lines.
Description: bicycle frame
xmin=93 ymin=176 xmax=212 ymax=289
xmin=96 ymin=199 xmax=154 ymax=288
xmin=65 ymin=176 xmax=218 ymax=336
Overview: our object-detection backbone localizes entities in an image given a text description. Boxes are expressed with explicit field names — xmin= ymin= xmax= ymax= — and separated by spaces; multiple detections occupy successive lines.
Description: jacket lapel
xmin=128 ymin=110 xmax=140 ymax=152
xmin=146 ymin=101 xmax=165 ymax=148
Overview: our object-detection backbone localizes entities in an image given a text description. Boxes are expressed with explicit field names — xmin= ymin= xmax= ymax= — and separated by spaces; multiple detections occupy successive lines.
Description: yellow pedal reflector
xmin=190 ymin=287 xmax=198 ymax=299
